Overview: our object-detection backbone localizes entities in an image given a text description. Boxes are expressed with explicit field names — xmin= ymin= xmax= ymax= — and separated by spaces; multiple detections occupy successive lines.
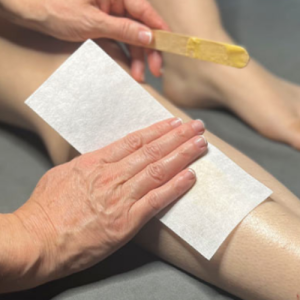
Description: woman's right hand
xmin=0 ymin=0 xmax=169 ymax=81
xmin=6 ymin=118 xmax=206 ymax=292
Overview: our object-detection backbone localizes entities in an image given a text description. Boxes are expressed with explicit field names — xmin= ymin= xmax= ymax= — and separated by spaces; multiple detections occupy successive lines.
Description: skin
xmin=0 ymin=118 xmax=207 ymax=293
xmin=148 ymin=0 xmax=300 ymax=149
xmin=0 ymin=12 xmax=300 ymax=300
xmin=0 ymin=0 xmax=168 ymax=81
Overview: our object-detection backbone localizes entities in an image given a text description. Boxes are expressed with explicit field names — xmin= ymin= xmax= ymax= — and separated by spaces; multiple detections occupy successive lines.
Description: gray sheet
xmin=1 ymin=0 xmax=300 ymax=299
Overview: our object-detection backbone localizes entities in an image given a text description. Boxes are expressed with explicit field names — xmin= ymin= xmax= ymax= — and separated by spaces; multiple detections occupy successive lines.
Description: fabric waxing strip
xmin=25 ymin=40 xmax=272 ymax=260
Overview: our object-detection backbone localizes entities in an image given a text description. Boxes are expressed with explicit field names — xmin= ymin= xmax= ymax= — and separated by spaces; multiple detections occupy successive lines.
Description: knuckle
xmin=74 ymin=154 xmax=100 ymax=169
xmin=120 ymin=19 xmax=132 ymax=39
xmin=147 ymin=191 xmax=161 ymax=211
xmin=142 ymin=143 xmax=162 ymax=161
xmin=178 ymin=145 xmax=193 ymax=160
xmin=147 ymin=162 xmax=165 ymax=182
xmin=93 ymin=165 xmax=120 ymax=188
xmin=175 ymin=125 xmax=191 ymax=140
xmin=172 ymin=179 xmax=186 ymax=196
xmin=124 ymin=132 xmax=143 ymax=151
xmin=93 ymin=14 xmax=107 ymax=33
xmin=154 ymin=122 xmax=169 ymax=135
xmin=121 ymin=182 xmax=135 ymax=199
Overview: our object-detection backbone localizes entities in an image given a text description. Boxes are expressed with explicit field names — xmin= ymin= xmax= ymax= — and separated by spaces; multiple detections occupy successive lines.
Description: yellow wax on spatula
xmin=148 ymin=30 xmax=250 ymax=68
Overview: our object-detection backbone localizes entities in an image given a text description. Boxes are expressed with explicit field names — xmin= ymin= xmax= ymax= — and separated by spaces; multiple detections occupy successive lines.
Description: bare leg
xmin=0 ymin=19 xmax=300 ymax=300
xmin=148 ymin=0 xmax=300 ymax=150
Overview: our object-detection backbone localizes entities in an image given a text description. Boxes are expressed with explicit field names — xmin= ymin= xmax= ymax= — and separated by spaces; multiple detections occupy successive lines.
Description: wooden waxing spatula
xmin=148 ymin=30 xmax=250 ymax=68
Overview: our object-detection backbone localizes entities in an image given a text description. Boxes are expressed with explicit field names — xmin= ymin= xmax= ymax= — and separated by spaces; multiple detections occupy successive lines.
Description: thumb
xmin=103 ymin=15 xmax=153 ymax=46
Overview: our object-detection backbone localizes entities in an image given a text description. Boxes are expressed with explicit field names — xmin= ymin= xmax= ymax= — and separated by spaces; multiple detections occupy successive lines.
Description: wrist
xmin=0 ymin=210 xmax=50 ymax=293
xmin=0 ymin=213 xmax=39 ymax=292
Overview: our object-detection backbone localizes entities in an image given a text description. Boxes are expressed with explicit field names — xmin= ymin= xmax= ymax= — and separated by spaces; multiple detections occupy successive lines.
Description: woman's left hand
xmin=2 ymin=118 xmax=206 ymax=292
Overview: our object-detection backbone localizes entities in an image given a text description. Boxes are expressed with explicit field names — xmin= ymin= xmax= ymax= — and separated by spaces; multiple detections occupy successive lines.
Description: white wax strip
xmin=25 ymin=40 xmax=272 ymax=260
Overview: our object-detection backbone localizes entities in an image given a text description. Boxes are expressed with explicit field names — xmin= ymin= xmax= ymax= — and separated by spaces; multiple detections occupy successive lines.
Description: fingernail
xmin=183 ymin=168 xmax=196 ymax=180
xmin=191 ymin=120 xmax=205 ymax=134
xmin=138 ymin=30 xmax=152 ymax=45
xmin=170 ymin=117 xmax=183 ymax=128
xmin=194 ymin=135 xmax=207 ymax=148
xmin=196 ymin=118 xmax=205 ymax=127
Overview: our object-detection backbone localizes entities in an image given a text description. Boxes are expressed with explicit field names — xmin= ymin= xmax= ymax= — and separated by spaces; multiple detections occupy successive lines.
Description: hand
xmin=0 ymin=0 xmax=169 ymax=81
xmin=8 ymin=118 xmax=206 ymax=292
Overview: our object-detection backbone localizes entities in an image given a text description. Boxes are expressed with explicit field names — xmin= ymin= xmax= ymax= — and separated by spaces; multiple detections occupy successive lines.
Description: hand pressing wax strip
xmin=25 ymin=40 xmax=272 ymax=260
xmin=148 ymin=30 xmax=250 ymax=68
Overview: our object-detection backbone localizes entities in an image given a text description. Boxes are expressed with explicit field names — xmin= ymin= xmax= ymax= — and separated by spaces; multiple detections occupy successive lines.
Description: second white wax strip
xmin=25 ymin=40 xmax=272 ymax=260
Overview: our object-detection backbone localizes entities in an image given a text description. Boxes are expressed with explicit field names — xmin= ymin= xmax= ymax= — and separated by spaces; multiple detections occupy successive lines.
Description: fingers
xmin=129 ymin=45 xmax=145 ymax=82
xmin=97 ymin=118 xmax=182 ymax=163
xmin=146 ymin=49 xmax=163 ymax=77
xmin=103 ymin=15 xmax=153 ymax=46
xmin=129 ymin=47 xmax=163 ymax=81
xmin=124 ymin=0 xmax=169 ymax=31
xmin=99 ymin=0 xmax=169 ymax=47
xmin=97 ymin=0 xmax=110 ymax=14
xmin=129 ymin=168 xmax=196 ymax=227
xmin=126 ymin=134 xmax=207 ymax=199
xmin=119 ymin=120 xmax=205 ymax=180
xmin=110 ymin=0 xmax=125 ymax=16
xmin=93 ymin=0 xmax=170 ymax=46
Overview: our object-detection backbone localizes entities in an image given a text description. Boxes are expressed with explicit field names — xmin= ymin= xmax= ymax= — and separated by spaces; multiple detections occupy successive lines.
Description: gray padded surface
xmin=1 ymin=0 xmax=300 ymax=299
